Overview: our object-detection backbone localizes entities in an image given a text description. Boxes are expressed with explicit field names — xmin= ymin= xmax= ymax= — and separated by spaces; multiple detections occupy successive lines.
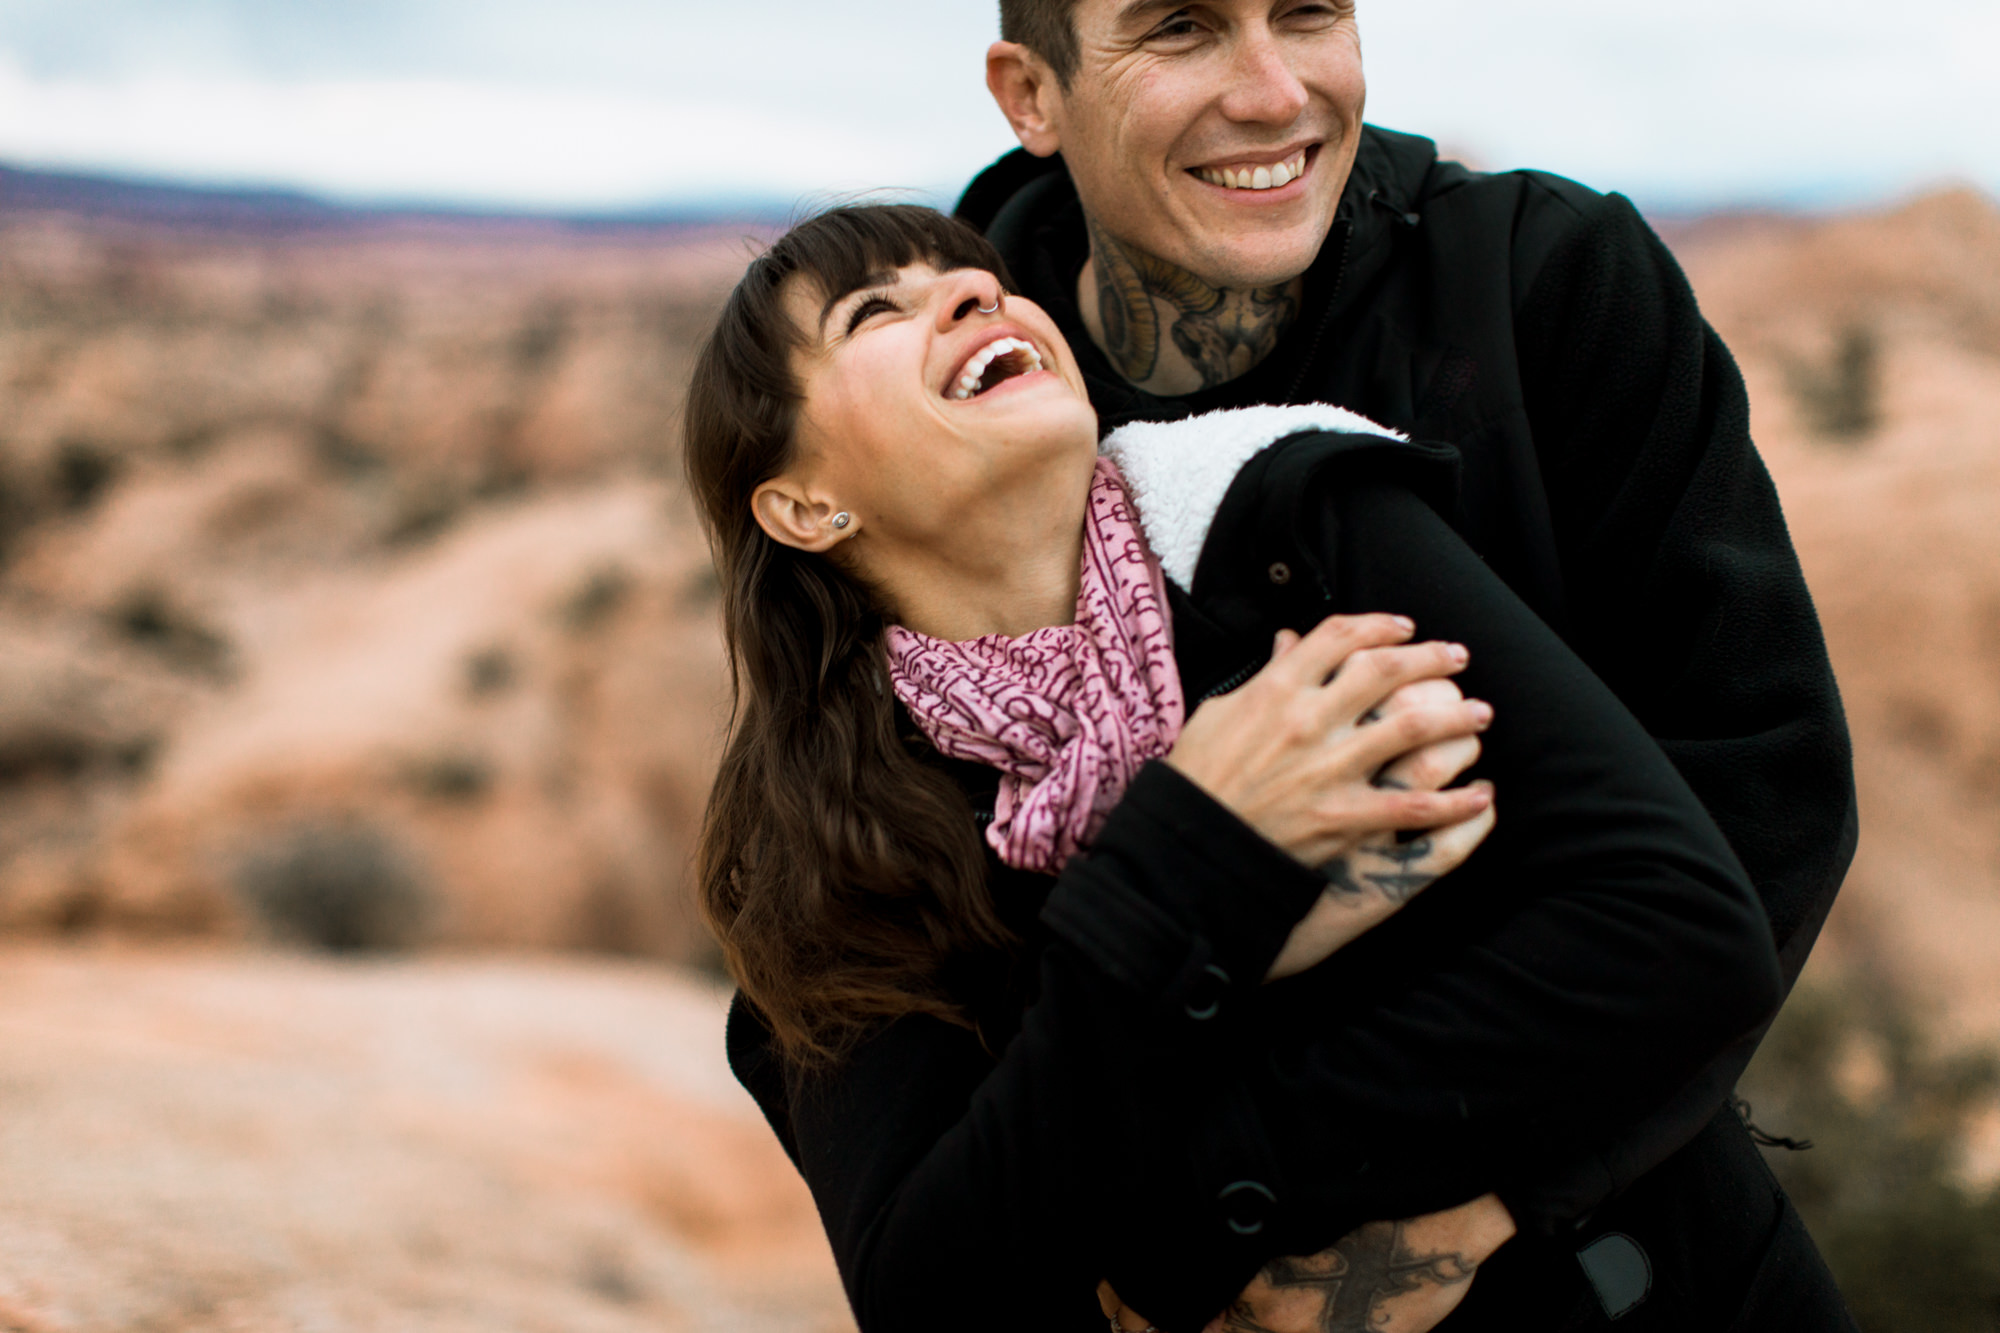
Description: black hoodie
xmin=957 ymin=126 xmax=1858 ymax=1227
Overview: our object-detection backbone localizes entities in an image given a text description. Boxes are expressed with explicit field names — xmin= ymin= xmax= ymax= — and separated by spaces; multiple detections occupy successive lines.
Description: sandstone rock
xmin=0 ymin=210 xmax=742 ymax=960
xmin=68 ymin=482 xmax=727 ymax=956
xmin=0 ymin=946 xmax=850 ymax=1332
xmin=1674 ymin=186 xmax=2000 ymax=1045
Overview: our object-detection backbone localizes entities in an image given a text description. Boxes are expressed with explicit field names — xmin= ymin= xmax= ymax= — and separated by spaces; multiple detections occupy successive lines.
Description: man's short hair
xmin=999 ymin=0 xmax=1081 ymax=87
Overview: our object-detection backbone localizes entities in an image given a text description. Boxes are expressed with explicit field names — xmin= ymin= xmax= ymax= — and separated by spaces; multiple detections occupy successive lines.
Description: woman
xmin=684 ymin=205 xmax=1782 ymax=1333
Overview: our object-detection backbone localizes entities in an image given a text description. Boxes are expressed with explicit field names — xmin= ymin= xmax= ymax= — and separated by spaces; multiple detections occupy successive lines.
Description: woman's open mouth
xmin=949 ymin=335 xmax=1045 ymax=401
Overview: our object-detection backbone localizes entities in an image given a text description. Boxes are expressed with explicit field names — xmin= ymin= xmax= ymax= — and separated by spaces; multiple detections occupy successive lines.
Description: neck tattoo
xmin=1082 ymin=212 xmax=1302 ymax=396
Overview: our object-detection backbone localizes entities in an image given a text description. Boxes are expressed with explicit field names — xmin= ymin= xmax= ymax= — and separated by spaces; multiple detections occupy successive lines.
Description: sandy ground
xmin=0 ymin=946 xmax=850 ymax=1333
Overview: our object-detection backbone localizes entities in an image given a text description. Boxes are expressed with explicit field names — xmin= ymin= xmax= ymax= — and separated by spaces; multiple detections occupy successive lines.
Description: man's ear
xmin=986 ymin=41 xmax=1064 ymax=158
xmin=751 ymin=475 xmax=849 ymax=553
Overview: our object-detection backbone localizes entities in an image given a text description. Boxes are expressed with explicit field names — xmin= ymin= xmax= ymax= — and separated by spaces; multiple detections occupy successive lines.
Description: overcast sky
xmin=1 ymin=0 xmax=1994 ymax=214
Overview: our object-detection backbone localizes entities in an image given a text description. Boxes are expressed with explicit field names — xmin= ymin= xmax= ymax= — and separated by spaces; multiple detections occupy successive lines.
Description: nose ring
xmin=977 ymin=299 xmax=1000 ymax=315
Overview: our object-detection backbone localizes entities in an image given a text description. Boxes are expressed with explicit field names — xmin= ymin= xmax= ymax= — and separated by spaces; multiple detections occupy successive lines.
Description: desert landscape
xmin=1 ymin=165 xmax=1998 ymax=1329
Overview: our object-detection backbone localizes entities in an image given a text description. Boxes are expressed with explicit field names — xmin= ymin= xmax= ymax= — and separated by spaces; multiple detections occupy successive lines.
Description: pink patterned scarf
xmin=886 ymin=457 xmax=1185 ymax=875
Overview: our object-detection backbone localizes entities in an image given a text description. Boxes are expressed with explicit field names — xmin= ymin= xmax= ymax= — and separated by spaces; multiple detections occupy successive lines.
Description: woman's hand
xmin=1166 ymin=614 xmax=1493 ymax=867
xmin=1164 ymin=614 xmax=1496 ymax=980
xmin=1098 ymin=1194 xmax=1517 ymax=1333
xmin=1265 ymin=674 xmax=1495 ymax=981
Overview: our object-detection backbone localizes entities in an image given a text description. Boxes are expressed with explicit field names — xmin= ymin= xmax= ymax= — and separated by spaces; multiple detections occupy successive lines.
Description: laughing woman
xmin=684 ymin=205 xmax=1784 ymax=1333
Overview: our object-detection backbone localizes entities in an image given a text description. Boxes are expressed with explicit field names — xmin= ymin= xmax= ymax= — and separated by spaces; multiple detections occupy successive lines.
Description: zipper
xmin=1196 ymin=659 xmax=1261 ymax=704
xmin=1281 ymin=192 xmax=1416 ymax=404
xmin=1284 ymin=219 xmax=1354 ymax=403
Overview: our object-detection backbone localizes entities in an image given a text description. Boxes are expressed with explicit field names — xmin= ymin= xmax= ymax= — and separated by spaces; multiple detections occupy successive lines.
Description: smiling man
xmin=961 ymin=1 xmax=1860 ymax=1331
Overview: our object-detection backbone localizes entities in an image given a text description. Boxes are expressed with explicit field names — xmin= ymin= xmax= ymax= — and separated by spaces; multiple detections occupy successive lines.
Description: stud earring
xmin=831 ymin=512 xmax=852 ymax=530
xmin=976 ymin=299 xmax=1000 ymax=314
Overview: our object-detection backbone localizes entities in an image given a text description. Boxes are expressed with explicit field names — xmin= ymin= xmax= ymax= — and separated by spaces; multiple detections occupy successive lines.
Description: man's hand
xmin=1099 ymin=1195 xmax=1516 ymax=1333
xmin=1209 ymin=1194 xmax=1516 ymax=1333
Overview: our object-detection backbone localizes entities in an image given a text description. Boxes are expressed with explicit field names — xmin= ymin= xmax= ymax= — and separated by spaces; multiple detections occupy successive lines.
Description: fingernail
xmin=1392 ymin=615 xmax=1416 ymax=631
xmin=1471 ymin=701 xmax=1494 ymax=727
xmin=1447 ymin=643 xmax=1470 ymax=664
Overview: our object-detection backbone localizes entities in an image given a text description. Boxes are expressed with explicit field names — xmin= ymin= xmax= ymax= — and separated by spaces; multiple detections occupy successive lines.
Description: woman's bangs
xmin=764 ymin=206 xmax=1014 ymax=317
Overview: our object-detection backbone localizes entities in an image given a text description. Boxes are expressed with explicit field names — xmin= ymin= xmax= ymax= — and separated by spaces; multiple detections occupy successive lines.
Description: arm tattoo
xmin=1083 ymin=212 xmax=1301 ymax=391
xmin=1218 ymin=1222 xmax=1480 ymax=1333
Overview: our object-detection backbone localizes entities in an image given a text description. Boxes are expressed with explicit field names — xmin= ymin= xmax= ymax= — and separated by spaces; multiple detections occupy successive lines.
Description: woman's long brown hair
xmin=684 ymin=205 xmax=1018 ymax=1066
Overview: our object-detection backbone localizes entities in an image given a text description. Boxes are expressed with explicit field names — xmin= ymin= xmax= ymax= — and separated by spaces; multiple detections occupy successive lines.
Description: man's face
xmin=1046 ymin=0 xmax=1364 ymax=289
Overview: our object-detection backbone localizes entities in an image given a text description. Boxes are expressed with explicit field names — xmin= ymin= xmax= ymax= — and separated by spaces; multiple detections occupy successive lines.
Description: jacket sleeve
xmin=1506 ymin=187 xmax=1857 ymax=1222
xmin=731 ymin=762 xmax=1338 ymax=1333
xmin=1171 ymin=465 xmax=1786 ymax=1267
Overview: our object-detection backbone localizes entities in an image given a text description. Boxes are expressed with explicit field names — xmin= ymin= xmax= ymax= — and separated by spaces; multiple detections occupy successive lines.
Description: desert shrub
xmin=462 ymin=644 xmax=518 ymax=698
xmin=1738 ymin=976 xmax=2000 ymax=1332
xmin=232 ymin=819 xmax=433 ymax=952
xmin=559 ymin=563 xmax=632 ymax=633
xmin=53 ymin=438 xmax=121 ymax=511
xmin=1787 ymin=324 xmax=1882 ymax=443
xmin=407 ymin=751 xmax=493 ymax=804
xmin=109 ymin=585 xmax=233 ymax=678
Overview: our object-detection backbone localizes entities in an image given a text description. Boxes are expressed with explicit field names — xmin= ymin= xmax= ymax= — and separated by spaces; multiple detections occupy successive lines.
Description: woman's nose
xmin=944 ymin=273 xmax=1004 ymax=325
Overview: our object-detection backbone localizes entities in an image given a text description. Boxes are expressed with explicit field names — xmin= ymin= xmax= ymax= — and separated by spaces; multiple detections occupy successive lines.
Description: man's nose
xmin=1220 ymin=28 xmax=1310 ymax=125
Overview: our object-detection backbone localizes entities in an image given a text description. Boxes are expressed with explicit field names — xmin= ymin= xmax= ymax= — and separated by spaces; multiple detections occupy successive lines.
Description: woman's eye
xmin=845 ymin=295 xmax=899 ymax=335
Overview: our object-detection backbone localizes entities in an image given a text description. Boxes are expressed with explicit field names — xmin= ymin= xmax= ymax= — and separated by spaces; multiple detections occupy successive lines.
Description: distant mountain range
xmin=0 ymin=161 xmax=787 ymax=234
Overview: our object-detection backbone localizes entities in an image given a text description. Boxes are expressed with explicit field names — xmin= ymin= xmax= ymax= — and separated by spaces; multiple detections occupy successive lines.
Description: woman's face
xmin=771 ymin=262 xmax=1099 ymax=556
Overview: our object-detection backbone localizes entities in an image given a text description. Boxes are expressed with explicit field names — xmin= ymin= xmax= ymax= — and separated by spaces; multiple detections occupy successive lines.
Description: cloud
xmin=1 ymin=0 xmax=1996 ymax=211
xmin=1362 ymin=0 xmax=2000 ymax=205
xmin=0 ymin=53 xmax=1018 ymax=210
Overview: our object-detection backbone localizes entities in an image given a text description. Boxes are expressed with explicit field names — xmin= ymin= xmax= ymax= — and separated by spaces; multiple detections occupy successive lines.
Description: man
xmin=960 ymin=1 xmax=1859 ymax=1329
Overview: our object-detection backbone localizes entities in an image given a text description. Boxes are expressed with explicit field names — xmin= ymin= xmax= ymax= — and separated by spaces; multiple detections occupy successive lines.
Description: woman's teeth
xmin=952 ymin=337 xmax=1044 ymax=400
xmin=1198 ymin=151 xmax=1309 ymax=192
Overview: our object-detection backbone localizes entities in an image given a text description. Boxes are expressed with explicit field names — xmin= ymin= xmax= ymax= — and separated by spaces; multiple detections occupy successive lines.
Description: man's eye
xmin=1282 ymin=0 xmax=1350 ymax=24
xmin=845 ymin=295 xmax=898 ymax=335
xmin=1145 ymin=9 xmax=1204 ymax=42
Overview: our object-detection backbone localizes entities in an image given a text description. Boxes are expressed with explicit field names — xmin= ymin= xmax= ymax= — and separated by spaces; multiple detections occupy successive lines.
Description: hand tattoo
xmin=1218 ymin=1221 xmax=1480 ymax=1333
xmin=1083 ymin=212 xmax=1301 ymax=393
xmin=1320 ymin=832 xmax=1439 ymax=908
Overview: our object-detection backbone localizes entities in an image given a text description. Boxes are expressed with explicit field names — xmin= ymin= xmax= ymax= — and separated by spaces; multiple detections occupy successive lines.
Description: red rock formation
xmin=1673 ymin=186 xmax=2000 ymax=1046
xmin=0 ymin=945 xmax=850 ymax=1331
xmin=0 ymin=209 xmax=754 ymax=957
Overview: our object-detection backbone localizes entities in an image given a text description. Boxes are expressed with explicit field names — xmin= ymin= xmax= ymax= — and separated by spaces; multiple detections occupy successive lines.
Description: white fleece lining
xmin=1100 ymin=404 xmax=1405 ymax=592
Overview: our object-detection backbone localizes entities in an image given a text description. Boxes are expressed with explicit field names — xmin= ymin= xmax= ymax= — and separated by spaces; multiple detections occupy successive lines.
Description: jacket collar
xmin=957 ymin=126 xmax=1443 ymax=420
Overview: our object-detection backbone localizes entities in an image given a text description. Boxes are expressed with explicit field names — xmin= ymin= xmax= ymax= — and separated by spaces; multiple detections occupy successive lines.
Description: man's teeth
xmin=1198 ymin=151 xmax=1309 ymax=192
xmin=951 ymin=337 xmax=1044 ymax=400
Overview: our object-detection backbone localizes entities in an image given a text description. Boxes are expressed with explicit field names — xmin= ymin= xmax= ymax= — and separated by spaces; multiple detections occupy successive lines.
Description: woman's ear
xmin=986 ymin=41 xmax=1063 ymax=158
xmin=752 ymin=476 xmax=850 ymax=553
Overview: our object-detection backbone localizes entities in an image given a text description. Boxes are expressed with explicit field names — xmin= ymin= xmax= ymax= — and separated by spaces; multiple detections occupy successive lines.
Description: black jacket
xmin=730 ymin=432 xmax=1847 ymax=1332
xmin=956 ymin=127 xmax=1858 ymax=1221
